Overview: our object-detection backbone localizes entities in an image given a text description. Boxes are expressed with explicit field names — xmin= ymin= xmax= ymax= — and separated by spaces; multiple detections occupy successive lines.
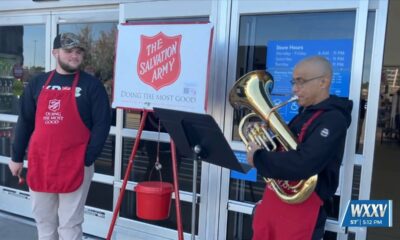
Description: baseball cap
xmin=53 ymin=32 xmax=85 ymax=51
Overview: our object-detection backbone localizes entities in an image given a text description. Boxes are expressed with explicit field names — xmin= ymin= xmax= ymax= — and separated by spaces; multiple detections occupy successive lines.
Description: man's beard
xmin=59 ymin=59 xmax=81 ymax=73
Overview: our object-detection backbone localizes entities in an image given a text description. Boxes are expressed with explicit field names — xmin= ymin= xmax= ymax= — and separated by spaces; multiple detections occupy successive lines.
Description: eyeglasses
xmin=290 ymin=75 xmax=325 ymax=88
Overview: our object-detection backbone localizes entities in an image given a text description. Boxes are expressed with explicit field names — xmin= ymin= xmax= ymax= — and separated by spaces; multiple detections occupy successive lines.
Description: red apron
xmin=27 ymin=70 xmax=90 ymax=193
xmin=253 ymin=110 xmax=323 ymax=240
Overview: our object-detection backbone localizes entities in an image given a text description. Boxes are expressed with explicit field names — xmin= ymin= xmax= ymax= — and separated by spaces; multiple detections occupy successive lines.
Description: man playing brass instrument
xmin=247 ymin=56 xmax=352 ymax=240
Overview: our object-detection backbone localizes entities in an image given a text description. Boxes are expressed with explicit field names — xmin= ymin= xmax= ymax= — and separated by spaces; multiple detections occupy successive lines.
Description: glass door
xmin=220 ymin=1 xmax=378 ymax=240
xmin=51 ymin=8 xmax=119 ymax=238
xmin=0 ymin=13 xmax=49 ymax=218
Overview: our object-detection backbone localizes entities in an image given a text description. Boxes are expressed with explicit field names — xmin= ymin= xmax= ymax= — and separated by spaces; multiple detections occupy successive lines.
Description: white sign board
xmin=112 ymin=23 xmax=213 ymax=113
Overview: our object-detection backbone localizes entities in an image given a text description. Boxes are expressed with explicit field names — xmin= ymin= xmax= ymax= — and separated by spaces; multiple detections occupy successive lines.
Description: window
xmin=0 ymin=24 xmax=45 ymax=189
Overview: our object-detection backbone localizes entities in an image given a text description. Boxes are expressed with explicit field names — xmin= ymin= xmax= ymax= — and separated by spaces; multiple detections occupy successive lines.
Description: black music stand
xmin=153 ymin=107 xmax=252 ymax=239
xmin=153 ymin=107 xmax=252 ymax=173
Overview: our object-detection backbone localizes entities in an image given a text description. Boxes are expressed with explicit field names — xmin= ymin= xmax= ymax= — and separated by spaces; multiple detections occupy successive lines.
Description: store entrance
xmin=368 ymin=1 xmax=400 ymax=239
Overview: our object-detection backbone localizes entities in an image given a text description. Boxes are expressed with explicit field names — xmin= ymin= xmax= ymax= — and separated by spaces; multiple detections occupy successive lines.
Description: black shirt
xmin=12 ymin=70 xmax=111 ymax=166
xmin=254 ymin=95 xmax=353 ymax=200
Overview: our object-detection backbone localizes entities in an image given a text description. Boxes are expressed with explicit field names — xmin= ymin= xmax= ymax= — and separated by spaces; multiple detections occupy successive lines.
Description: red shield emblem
xmin=137 ymin=32 xmax=182 ymax=90
xmin=48 ymin=99 xmax=61 ymax=112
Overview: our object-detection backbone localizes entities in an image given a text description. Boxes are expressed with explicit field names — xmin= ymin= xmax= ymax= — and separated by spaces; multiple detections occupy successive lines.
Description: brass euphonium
xmin=229 ymin=70 xmax=318 ymax=204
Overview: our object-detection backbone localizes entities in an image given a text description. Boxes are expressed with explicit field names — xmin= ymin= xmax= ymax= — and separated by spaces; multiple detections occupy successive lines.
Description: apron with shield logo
xmin=252 ymin=110 xmax=324 ymax=240
xmin=27 ymin=71 xmax=90 ymax=193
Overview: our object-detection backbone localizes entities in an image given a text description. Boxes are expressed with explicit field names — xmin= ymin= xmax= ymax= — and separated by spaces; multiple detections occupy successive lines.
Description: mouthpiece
xmin=289 ymin=95 xmax=299 ymax=102
xmin=270 ymin=95 xmax=298 ymax=112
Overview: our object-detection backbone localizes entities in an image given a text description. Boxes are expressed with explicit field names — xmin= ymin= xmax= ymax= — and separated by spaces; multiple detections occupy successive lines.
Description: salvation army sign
xmin=113 ymin=23 xmax=213 ymax=113
xmin=137 ymin=32 xmax=182 ymax=90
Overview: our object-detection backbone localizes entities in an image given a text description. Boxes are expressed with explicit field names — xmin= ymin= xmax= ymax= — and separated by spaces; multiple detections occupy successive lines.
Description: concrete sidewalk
xmin=0 ymin=211 xmax=37 ymax=240
xmin=0 ymin=211 xmax=103 ymax=240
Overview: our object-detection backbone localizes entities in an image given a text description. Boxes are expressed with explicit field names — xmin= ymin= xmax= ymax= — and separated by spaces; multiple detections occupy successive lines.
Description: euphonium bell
xmin=229 ymin=70 xmax=318 ymax=204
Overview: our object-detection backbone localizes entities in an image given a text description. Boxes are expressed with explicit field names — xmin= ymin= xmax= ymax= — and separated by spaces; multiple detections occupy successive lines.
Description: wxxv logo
xmin=341 ymin=200 xmax=393 ymax=227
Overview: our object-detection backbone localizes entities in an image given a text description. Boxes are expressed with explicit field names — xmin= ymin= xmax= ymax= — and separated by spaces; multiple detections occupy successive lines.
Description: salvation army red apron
xmin=27 ymin=70 xmax=90 ymax=193
xmin=252 ymin=110 xmax=324 ymax=240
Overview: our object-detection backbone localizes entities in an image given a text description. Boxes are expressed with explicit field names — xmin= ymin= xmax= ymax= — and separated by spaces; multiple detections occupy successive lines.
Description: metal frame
xmin=336 ymin=1 xmax=369 ymax=239
xmin=355 ymin=1 xmax=389 ymax=239
xmin=198 ymin=1 xmax=233 ymax=239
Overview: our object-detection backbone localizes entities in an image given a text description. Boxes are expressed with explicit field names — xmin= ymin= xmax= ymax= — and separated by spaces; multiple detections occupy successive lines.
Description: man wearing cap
xmin=8 ymin=32 xmax=111 ymax=240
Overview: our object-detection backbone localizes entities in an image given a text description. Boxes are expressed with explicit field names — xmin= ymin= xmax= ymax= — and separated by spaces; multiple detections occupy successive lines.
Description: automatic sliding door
xmin=0 ymin=16 xmax=47 ymax=218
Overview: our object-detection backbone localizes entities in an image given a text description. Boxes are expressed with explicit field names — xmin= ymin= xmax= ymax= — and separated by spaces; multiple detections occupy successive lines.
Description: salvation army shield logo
xmin=48 ymin=99 xmax=61 ymax=112
xmin=137 ymin=32 xmax=182 ymax=90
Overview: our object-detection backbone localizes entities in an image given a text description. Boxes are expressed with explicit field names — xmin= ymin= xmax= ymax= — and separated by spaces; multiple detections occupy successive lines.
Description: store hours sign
xmin=113 ymin=23 xmax=213 ymax=113
xmin=266 ymin=39 xmax=353 ymax=122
